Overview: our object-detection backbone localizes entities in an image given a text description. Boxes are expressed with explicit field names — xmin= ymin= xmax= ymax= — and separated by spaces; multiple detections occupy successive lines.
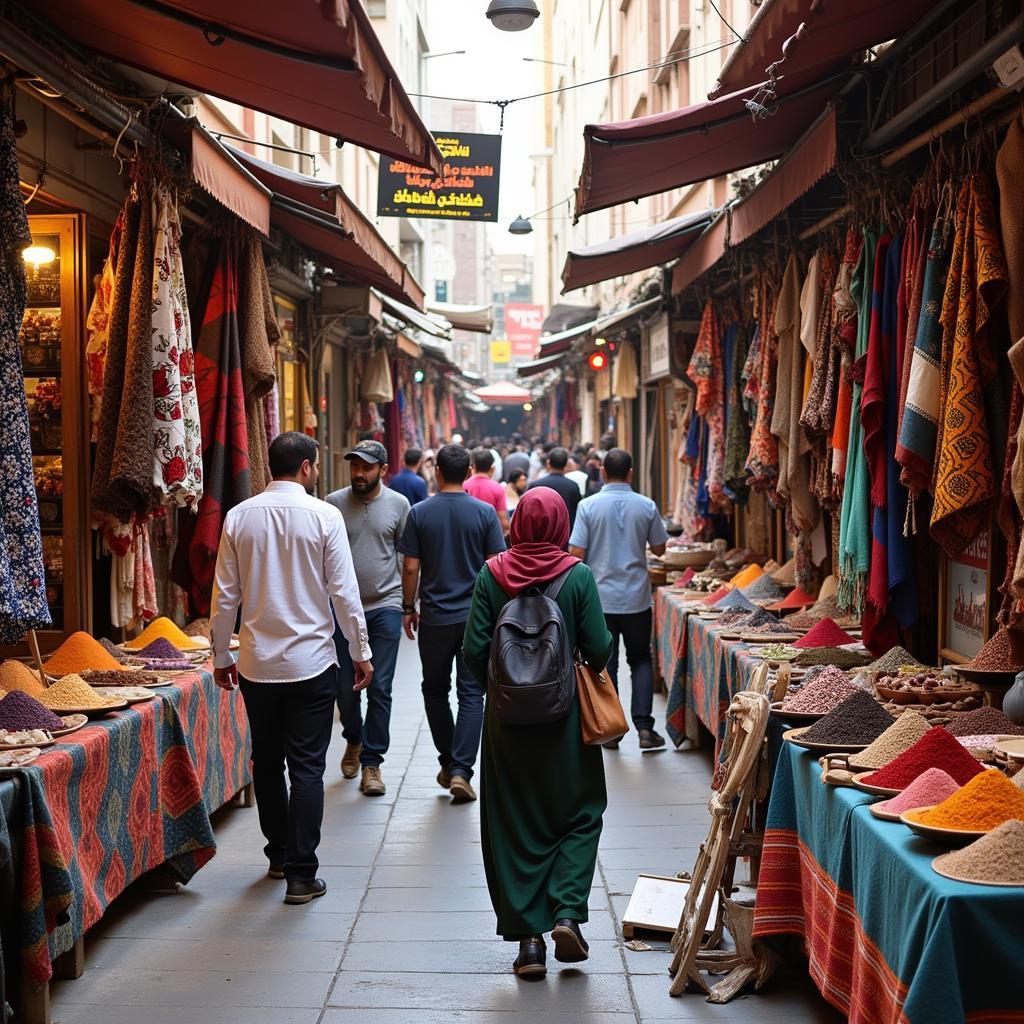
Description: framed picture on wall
xmin=939 ymin=526 xmax=992 ymax=664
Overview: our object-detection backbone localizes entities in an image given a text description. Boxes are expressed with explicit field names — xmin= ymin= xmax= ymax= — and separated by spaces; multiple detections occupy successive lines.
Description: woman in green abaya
xmin=463 ymin=486 xmax=612 ymax=979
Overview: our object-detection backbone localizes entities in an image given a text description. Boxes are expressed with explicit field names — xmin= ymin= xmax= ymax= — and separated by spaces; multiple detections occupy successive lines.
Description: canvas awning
xmin=378 ymin=292 xmax=452 ymax=339
xmin=729 ymin=107 xmax=837 ymax=246
xmin=162 ymin=118 xmax=271 ymax=233
xmin=226 ymin=145 xmax=423 ymax=309
xmin=541 ymin=302 xmax=599 ymax=335
xmin=35 ymin=0 xmax=442 ymax=173
xmin=573 ymin=70 xmax=843 ymax=219
xmin=593 ymin=296 xmax=662 ymax=334
xmin=710 ymin=0 xmax=937 ymax=100
xmin=671 ymin=210 xmax=729 ymax=294
xmin=471 ymin=382 xmax=533 ymax=406
xmin=538 ymin=318 xmax=597 ymax=356
xmin=426 ymin=302 xmax=494 ymax=334
xmin=561 ymin=209 xmax=716 ymax=293
xmin=517 ymin=352 xmax=567 ymax=378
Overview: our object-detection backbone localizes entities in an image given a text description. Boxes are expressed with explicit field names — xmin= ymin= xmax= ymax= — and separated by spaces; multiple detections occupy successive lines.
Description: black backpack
xmin=487 ymin=568 xmax=576 ymax=726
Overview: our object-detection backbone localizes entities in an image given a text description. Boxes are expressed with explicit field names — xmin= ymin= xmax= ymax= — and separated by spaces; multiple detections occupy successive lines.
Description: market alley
xmin=48 ymin=638 xmax=838 ymax=1024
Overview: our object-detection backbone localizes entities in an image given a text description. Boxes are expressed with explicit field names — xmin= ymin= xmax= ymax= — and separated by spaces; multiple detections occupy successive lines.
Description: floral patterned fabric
xmin=85 ymin=216 xmax=120 ymax=442
xmin=0 ymin=89 xmax=51 ymax=642
xmin=687 ymin=300 xmax=728 ymax=509
xmin=930 ymin=174 xmax=1007 ymax=558
xmin=151 ymin=186 xmax=203 ymax=507
xmin=744 ymin=276 xmax=781 ymax=490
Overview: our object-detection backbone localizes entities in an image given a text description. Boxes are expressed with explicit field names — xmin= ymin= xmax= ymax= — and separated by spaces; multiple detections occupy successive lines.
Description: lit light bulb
xmin=413 ymin=370 xmax=425 ymax=383
xmin=523 ymin=402 xmax=533 ymax=412
xmin=22 ymin=245 xmax=56 ymax=268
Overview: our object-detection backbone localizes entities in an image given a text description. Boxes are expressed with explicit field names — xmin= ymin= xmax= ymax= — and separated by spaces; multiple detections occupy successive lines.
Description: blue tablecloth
xmin=754 ymin=743 xmax=1024 ymax=1024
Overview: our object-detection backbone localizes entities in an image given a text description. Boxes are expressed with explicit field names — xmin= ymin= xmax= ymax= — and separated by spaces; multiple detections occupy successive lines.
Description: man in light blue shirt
xmin=569 ymin=448 xmax=668 ymax=750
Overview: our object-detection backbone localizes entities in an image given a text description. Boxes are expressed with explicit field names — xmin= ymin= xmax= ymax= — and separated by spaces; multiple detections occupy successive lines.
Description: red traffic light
xmin=588 ymin=351 xmax=608 ymax=371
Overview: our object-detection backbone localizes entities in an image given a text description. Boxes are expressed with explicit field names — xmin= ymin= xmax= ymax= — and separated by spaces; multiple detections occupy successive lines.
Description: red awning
xmin=226 ymin=145 xmax=423 ymax=309
xmin=574 ymin=70 xmax=843 ymax=219
xmin=561 ymin=209 xmax=716 ymax=293
xmin=671 ymin=211 xmax=729 ymax=295
xmin=162 ymin=118 xmax=271 ymax=233
xmin=35 ymin=0 xmax=442 ymax=173
xmin=729 ymin=107 xmax=836 ymax=246
xmin=710 ymin=0 xmax=938 ymax=100
xmin=472 ymin=383 xmax=533 ymax=405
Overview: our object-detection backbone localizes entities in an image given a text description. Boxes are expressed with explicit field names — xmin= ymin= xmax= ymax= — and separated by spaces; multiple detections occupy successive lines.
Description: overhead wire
xmin=706 ymin=0 xmax=741 ymax=39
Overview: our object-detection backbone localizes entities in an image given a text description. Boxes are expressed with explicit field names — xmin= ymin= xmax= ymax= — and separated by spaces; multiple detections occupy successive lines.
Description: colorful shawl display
xmin=238 ymin=231 xmax=279 ymax=494
xmin=687 ymin=300 xmax=728 ymax=509
xmin=895 ymin=209 xmax=952 ymax=500
xmin=929 ymin=174 xmax=1007 ymax=558
xmin=830 ymin=229 xmax=862 ymax=486
xmin=838 ymin=230 xmax=879 ymax=614
xmin=745 ymin=276 xmax=780 ymax=490
xmin=92 ymin=183 xmax=158 ymax=523
xmin=723 ymin=321 xmax=751 ymax=490
xmin=175 ymin=237 xmax=252 ymax=615
xmin=770 ymin=253 xmax=803 ymax=503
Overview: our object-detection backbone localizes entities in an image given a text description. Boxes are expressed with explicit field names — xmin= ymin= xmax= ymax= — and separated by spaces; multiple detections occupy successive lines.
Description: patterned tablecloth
xmin=753 ymin=744 xmax=1024 ymax=1024
xmin=11 ymin=667 xmax=250 ymax=988
xmin=659 ymin=595 xmax=760 ymax=757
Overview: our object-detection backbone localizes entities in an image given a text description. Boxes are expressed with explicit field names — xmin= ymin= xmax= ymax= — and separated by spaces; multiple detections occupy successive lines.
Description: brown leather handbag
xmin=575 ymin=658 xmax=629 ymax=745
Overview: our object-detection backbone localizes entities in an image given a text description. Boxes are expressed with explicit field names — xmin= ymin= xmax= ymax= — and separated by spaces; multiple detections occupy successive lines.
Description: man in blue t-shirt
xmin=389 ymin=448 xmax=429 ymax=506
xmin=569 ymin=448 xmax=668 ymax=751
xmin=398 ymin=444 xmax=505 ymax=802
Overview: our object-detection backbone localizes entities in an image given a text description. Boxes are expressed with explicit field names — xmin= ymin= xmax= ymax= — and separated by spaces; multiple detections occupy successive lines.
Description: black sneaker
xmin=284 ymin=878 xmax=327 ymax=905
xmin=602 ymin=738 xmax=620 ymax=750
xmin=513 ymin=936 xmax=547 ymax=978
xmin=638 ymin=729 xmax=666 ymax=749
xmin=551 ymin=919 xmax=589 ymax=962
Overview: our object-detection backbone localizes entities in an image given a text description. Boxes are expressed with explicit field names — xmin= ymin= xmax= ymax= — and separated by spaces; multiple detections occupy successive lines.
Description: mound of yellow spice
xmin=123 ymin=617 xmax=207 ymax=651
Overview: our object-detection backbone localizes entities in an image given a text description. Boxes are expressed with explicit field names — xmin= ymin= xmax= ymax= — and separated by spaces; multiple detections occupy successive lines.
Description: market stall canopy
xmin=573 ymin=69 xmax=843 ymax=219
xmin=162 ymin=118 xmax=271 ymax=234
xmin=537 ymin=317 xmax=597 ymax=356
xmin=729 ymin=107 xmax=837 ymax=246
xmin=671 ymin=211 xmax=729 ymax=294
xmin=426 ymin=302 xmax=494 ymax=334
xmin=561 ymin=209 xmax=716 ymax=293
xmin=226 ymin=145 xmax=423 ymax=308
xmin=34 ymin=0 xmax=443 ymax=173
xmin=541 ymin=302 xmax=599 ymax=335
xmin=593 ymin=295 xmax=662 ymax=334
xmin=709 ymin=0 xmax=938 ymax=100
xmin=377 ymin=291 xmax=453 ymax=339
xmin=517 ymin=351 xmax=567 ymax=378
xmin=471 ymin=382 xmax=533 ymax=406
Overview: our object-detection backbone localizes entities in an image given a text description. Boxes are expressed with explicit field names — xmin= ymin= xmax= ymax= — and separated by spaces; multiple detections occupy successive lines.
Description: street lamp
xmin=508 ymin=214 xmax=533 ymax=235
xmin=486 ymin=0 xmax=540 ymax=32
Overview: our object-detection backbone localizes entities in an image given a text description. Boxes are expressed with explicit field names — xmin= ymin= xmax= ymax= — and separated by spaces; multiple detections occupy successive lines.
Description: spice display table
xmin=659 ymin=599 xmax=761 ymax=756
xmin=752 ymin=743 xmax=1024 ymax=1023
xmin=8 ymin=667 xmax=250 ymax=1022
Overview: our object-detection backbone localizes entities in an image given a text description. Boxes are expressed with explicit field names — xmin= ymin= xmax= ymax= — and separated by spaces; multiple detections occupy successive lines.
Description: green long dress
xmin=463 ymin=562 xmax=613 ymax=940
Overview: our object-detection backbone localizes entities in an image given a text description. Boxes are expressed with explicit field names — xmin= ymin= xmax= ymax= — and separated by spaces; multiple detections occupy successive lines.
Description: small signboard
xmin=941 ymin=527 xmax=990 ymax=662
xmin=505 ymin=303 xmax=544 ymax=361
xmin=377 ymin=131 xmax=502 ymax=222
xmin=490 ymin=340 xmax=511 ymax=365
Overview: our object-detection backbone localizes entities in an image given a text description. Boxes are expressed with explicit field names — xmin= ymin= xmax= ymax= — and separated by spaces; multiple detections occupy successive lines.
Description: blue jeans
xmin=604 ymin=609 xmax=655 ymax=732
xmin=335 ymin=607 xmax=403 ymax=768
xmin=418 ymin=620 xmax=484 ymax=780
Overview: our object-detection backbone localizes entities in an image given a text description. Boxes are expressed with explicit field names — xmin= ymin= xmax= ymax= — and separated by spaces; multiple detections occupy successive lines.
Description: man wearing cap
xmin=327 ymin=440 xmax=410 ymax=797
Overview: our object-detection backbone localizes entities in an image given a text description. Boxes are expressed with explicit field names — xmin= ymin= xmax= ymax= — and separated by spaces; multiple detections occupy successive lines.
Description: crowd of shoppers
xmin=210 ymin=426 xmax=669 ymax=974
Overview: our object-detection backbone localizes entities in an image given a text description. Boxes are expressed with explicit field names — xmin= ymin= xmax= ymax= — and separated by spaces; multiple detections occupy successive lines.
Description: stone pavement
xmin=50 ymin=638 xmax=840 ymax=1024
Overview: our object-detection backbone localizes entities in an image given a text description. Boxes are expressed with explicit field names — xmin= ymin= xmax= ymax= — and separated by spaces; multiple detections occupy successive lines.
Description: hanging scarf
xmin=838 ymin=229 xmax=879 ymax=614
xmin=723 ymin=322 xmax=751 ymax=489
xmin=687 ymin=300 xmax=727 ymax=509
xmin=174 ymin=236 xmax=252 ymax=615
xmin=85 ymin=214 xmax=120 ymax=441
xmin=151 ymin=185 xmax=203 ymax=507
xmin=896 ymin=203 xmax=932 ymax=438
xmin=486 ymin=487 xmax=578 ymax=596
xmin=92 ymin=182 xmax=157 ymax=523
xmin=238 ymin=231 xmax=279 ymax=495
xmin=770 ymin=253 xmax=803 ymax=501
xmin=830 ymin=229 xmax=863 ymax=488
xmin=930 ymin=174 xmax=1007 ymax=558
xmin=895 ymin=209 xmax=952 ymax=502
xmin=745 ymin=276 xmax=780 ymax=489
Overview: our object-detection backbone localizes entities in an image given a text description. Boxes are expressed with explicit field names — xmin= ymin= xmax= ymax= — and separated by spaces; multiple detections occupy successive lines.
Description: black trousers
xmin=604 ymin=609 xmax=655 ymax=731
xmin=239 ymin=666 xmax=337 ymax=882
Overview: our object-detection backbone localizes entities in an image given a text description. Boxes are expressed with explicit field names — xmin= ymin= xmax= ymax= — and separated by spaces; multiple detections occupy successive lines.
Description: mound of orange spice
xmin=913 ymin=770 xmax=1024 ymax=831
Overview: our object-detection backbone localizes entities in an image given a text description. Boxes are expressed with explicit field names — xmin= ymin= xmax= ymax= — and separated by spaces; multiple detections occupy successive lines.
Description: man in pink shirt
xmin=464 ymin=448 xmax=510 ymax=535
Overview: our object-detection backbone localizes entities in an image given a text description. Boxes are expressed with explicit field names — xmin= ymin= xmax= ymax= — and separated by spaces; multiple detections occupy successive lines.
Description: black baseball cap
xmin=344 ymin=440 xmax=388 ymax=465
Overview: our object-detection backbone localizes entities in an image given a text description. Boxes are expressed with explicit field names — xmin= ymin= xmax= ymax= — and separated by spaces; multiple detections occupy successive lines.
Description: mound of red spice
xmin=703 ymin=585 xmax=732 ymax=606
xmin=861 ymin=726 xmax=986 ymax=789
xmin=792 ymin=617 xmax=857 ymax=649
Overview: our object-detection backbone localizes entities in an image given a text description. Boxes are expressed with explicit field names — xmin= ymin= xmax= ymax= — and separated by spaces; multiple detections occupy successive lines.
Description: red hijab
xmin=487 ymin=487 xmax=579 ymax=597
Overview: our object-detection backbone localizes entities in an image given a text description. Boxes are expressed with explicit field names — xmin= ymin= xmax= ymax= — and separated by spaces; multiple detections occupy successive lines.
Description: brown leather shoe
xmin=449 ymin=775 xmax=477 ymax=803
xmin=360 ymin=765 xmax=386 ymax=796
xmin=436 ymin=768 xmax=452 ymax=789
xmin=341 ymin=742 xmax=362 ymax=779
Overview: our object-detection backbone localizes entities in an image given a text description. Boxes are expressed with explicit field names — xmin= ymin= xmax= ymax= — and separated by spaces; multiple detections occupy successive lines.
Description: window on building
xmin=366 ymin=0 xmax=385 ymax=15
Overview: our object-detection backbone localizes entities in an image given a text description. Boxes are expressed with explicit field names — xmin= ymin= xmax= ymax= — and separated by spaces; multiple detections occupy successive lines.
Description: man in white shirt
xmin=211 ymin=432 xmax=373 ymax=905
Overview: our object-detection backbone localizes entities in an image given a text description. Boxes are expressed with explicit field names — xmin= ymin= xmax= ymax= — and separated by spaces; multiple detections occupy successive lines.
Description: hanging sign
xmin=377 ymin=132 xmax=502 ymax=222
xmin=490 ymin=340 xmax=511 ymax=364
xmin=505 ymin=303 xmax=544 ymax=360
xmin=941 ymin=528 xmax=990 ymax=661
xmin=644 ymin=314 xmax=670 ymax=382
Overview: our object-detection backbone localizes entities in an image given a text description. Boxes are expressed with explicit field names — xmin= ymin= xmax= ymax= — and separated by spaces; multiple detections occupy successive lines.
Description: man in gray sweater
xmin=328 ymin=440 xmax=410 ymax=796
